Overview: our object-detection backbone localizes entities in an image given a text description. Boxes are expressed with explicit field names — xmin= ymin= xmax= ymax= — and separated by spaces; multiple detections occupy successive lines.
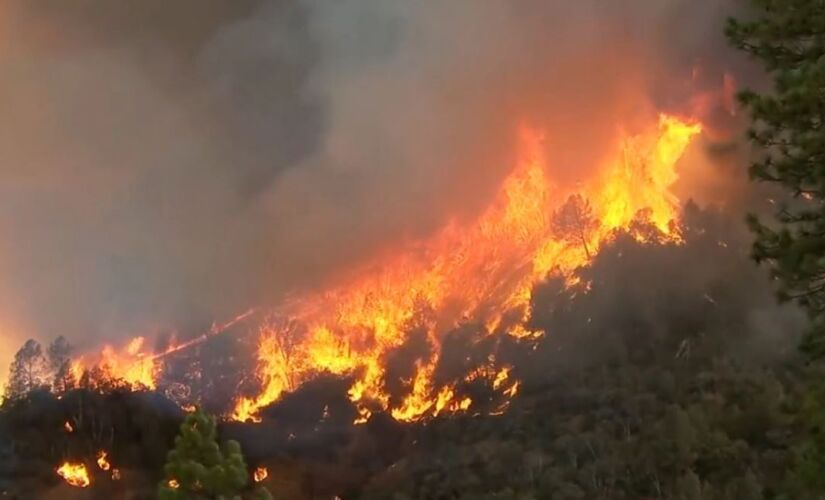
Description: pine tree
xmin=47 ymin=336 xmax=75 ymax=394
xmin=158 ymin=409 xmax=273 ymax=500
xmin=727 ymin=3 xmax=825 ymax=495
xmin=3 ymin=339 xmax=48 ymax=401
xmin=726 ymin=0 xmax=825 ymax=357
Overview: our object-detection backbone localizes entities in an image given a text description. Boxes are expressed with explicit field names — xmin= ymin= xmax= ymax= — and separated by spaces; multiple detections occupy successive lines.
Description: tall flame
xmin=232 ymin=113 xmax=702 ymax=423
xmin=71 ymin=336 xmax=158 ymax=390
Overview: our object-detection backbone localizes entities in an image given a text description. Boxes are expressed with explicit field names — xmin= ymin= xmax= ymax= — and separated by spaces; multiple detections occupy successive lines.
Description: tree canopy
xmin=158 ymin=409 xmax=272 ymax=500
xmin=726 ymin=0 xmax=825 ymax=357
xmin=728 ymin=1 xmax=825 ymax=494
xmin=3 ymin=339 xmax=48 ymax=401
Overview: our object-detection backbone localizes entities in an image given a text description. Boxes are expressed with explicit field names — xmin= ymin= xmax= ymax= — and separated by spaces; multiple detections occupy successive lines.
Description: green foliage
xmin=158 ymin=409 xmax=273 ymax=500
xmin=728 ymin=1 xmax=825 ymax=495
xmin=726 ymin=0 xmax=825 ymax=358
xmin=362 ymin=354 xmax=795 ymax=499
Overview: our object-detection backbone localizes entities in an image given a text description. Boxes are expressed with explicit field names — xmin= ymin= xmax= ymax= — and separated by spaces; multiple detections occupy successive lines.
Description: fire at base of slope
xmin=52 ymin=112 xmax=703 ymax=426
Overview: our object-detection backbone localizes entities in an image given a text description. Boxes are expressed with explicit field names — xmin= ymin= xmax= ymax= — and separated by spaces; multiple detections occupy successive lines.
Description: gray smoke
xmin=0 ymin=0 xmax=752 ymax=366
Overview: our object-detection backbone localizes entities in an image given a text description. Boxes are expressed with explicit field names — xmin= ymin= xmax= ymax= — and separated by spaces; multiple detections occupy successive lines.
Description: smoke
xmin=0 ymin=0 xmax=752 ymax=367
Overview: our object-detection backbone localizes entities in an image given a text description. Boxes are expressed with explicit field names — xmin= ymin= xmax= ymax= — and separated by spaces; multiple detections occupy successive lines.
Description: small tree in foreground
xmin=158 ymin=409 xmax=273 ymax=500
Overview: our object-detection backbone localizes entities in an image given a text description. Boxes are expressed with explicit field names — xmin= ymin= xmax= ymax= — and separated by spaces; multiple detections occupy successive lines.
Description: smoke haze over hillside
xmin=0 ymin=0 xmax=754 ymax=372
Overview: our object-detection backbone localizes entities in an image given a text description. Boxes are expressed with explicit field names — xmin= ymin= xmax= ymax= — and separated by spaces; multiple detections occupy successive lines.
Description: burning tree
xmin=552 ymin=194 xmax=598 ymax=258
xmin=158 ymin=409 xmax=272 ymax=500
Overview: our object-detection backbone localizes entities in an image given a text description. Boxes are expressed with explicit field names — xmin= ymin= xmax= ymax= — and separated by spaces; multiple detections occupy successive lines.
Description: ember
xmin=56 ymin=462 xmax=90 ymax=488
xmin=253 ymin=466 xmax=268 ymax=483
xmin=96 ymin=450 xmax=111 ymax=471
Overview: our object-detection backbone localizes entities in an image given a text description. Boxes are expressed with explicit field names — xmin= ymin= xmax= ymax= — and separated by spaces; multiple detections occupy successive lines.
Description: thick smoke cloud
xmin=0 ymin=0 xmax=750 ymax=368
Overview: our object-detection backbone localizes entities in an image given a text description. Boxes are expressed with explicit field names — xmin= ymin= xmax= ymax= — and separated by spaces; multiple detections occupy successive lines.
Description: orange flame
xmin=63 ymin=421 xmax=73 ymax=433
xmin=168 ymin=479 xmax=180 ymax=489
xmin=96 ymin=450 xmax=111 ymax=471
xmin=71 ymin=336 xmax=158 ymax=390
xmin=56 ymin=462 xmax=90 ymax=488
xmin=253 ymin=466 xmax=268 ymax=483
xmin=70 ymin=309 xmax=257 ymax=396
xmin=232 ymin=113 xmax=702 ymax=423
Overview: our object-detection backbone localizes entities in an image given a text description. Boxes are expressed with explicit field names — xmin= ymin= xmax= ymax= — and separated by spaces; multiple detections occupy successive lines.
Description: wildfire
xmin=71 ymin=336 xmax=159 ymax=390
xmin=69 ymin=309 xmax=257 ymax=395
xmin=63 ymin=421 xmax=73 ymax=432
xmin=232 ymin=113 xmax=702 ymax=423
xmin=56 ymin=462 xmax=90 ymax=488
xmin=253 ymin=466 xmax=268 ymax=483
xmin=168 ymin=479 xmax=180 ymax=489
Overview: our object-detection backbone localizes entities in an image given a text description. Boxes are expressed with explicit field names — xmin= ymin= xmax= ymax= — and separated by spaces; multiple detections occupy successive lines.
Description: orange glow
xmin=71 ymin=336 xmax=158 ymax=390
xmin=232 ymin=113 xmax=702 ymax=423
xmin=111 ymin=468 xmax=121 ymax=481
xmin=71 ymin=309 xmax=256 ymax=395
xmin=253 ymin=466 xmax=268 ymax=483
xmin=56 ymin=462 xmax=90 ymax=488
xmin=168 ymin=479 xmax=180 ymax=489
xmin=63 ymin=421 xmax=73 ymax=433
xmin=96 ymin=450 xmax=111 ymax=471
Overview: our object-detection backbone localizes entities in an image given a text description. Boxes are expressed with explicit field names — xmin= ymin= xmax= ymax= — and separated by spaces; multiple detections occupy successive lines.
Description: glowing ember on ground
xmin=232 ymin=113 xmax=702 ymax=423
xmin=63 ymin=421 xmax=73 ymax=432
xmin=168 ymin=479 xmax=180 ymax=489
xmin=96 ymin=450 xmax=111 ymax=471
xmin=56 ymin=462 xmax=90 ymax=488
xmin=253 ymin=466 xmax=268 ymax=483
